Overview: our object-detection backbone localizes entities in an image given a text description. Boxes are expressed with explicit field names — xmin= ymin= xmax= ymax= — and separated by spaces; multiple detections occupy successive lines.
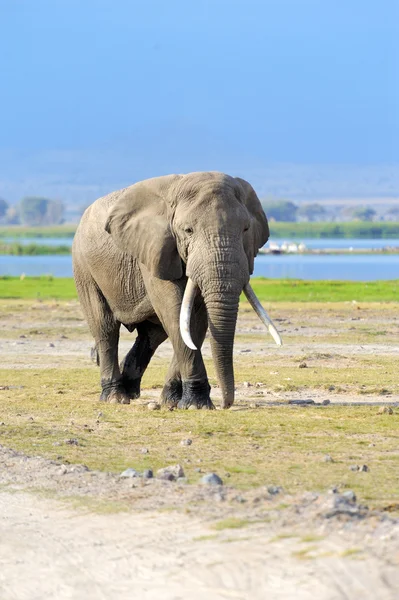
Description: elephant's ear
xmin=235 ymin=177 xmax=270 ymax=274
xmin=105 ymin=175 xmax=183 ymax=280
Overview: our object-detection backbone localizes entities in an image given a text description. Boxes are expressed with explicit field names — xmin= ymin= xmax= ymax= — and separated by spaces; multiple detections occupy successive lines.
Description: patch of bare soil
xmin=1 ymin=445 xmax=399 ymax=600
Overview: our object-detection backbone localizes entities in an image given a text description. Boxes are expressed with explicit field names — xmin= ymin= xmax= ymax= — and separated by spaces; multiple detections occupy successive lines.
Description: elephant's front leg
xmin=142 ymin=271 xmax=213 ymax=409
xmin=161 ymin=297 xmax=211 ymax=408
xmin=120 ymin=320 xmax=168 ymax=399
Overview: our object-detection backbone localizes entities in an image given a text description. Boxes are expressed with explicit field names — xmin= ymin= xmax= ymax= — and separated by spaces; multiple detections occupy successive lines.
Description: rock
xmin=140 ymin=447 xmax=149 ymax=454
xmin=298 ymin=362 xmax=307 ymax=368
xmin=58 ymin=465 xmax=68 ymax=475
xmin=142 ymin=469 xmax=153 ymax=479
xmin=156 ymin=464 xmax=185 ymax=481
xmin=200 ymin=473 xmax=223 ymax=486
xmin=234 ymin=495 xmax=247 ymax=503
xmin=288 ymin=399 xmax=315 ymax=405
xmin=324 ymin=454 xmax=334 ymax=463
xmin=194 ymin=467 xmax=202 ymax=473
xmin=243 ymin=381 xmax=252 ymax=388
xmin=328 ymin=385 xmax=335 ymax=391
xmin=255 ymin=382 xmax=264 ymax=387
xmin=48 ymin=343 xmax=55 ymax=348
xmin=350 ymin=465 xmax=360 ymax=471
xmin=180 ymin=438 xmax=192 ymax=446
xmin=120 ymin=468 xmax=140 ymax=478
xmin=147 ymin=402 xmax=161 ymax=411
xmin=267 ymin=485 xmax=283 ymax=495
xmin=360 ymin=464 xmax=369 ymax=472
xmin=64 ymin=438 xmax=79 ymax=446
xmin=322 ymin=399 xmax=331 ymax=405
xmin=378 ymin=406 xmax=393 ymax=414
xmin=342 ymin=490 xmax=357 ymax=502
xmin=177 ymin=477 xmax=188 ymax=484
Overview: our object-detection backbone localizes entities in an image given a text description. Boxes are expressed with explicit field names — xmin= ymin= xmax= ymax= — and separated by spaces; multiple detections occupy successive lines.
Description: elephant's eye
xmin=184 ymin=227 xmax=194 ymax=235
xmin=243 ymin=224 xmax=250 ymax=232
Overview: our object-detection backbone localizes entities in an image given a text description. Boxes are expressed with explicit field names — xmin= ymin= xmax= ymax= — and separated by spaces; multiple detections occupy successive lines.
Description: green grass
xmin=1 ymin=276 xmax=398 ymax=302
xmin=0 ymin=367 xmax=398 ymax=507
xmin=269 ymin=221 xmax=399 ymax=239
xmin=0 ymin=242 xmax=71 ymax=255
xmin=0 ymin=225 xmax=76 ymax=238
xmin=1 ymin=222 xmax=398 ymax=239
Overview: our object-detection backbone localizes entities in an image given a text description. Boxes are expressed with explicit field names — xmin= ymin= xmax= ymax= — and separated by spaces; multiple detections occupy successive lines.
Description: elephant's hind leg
xmin=120 ymin=321 xmax=168 ymax=399
xmin=74 ymin=269 xmax=130 ymax=404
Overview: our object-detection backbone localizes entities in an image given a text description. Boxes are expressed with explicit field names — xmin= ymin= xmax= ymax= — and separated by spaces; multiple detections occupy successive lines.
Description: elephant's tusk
xmin=180 ymin=278 xmax=198 ymax=350
xmin=243 ymin=283 xmax=283 ymax=346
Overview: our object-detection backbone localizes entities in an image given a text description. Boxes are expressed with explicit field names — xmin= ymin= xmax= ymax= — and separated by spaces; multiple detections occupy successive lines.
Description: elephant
xmin=72 ymin=171 xmax=281 ymax=409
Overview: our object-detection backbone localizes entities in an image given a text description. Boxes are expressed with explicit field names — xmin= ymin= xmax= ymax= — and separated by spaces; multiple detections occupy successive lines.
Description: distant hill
xmin=0 ymin=149 xmax=398 ymax=219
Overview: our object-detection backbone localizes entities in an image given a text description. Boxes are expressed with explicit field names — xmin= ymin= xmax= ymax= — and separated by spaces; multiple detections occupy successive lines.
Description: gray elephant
xmin=72 ymin=171 xmax=281 ymax=409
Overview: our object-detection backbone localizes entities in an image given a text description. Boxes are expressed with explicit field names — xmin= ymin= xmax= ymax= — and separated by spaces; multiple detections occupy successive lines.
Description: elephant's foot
xmin=121 ymin=375 xmax=141 ymax=400
xmin=100 ymin=380 xmax=131 ymax=404
xmin=177 ymin=380 xmax=215 ymax=410
xmin=161 ymin=379 xmax=183 ymax=408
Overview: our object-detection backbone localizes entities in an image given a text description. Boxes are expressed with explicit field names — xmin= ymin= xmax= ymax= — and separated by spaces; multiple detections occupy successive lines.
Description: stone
xmin=156 ymin=464 xmax=185 ymax=481
xmin=180 ymin=438 xmax=192 ymax=446
xmin=142 ymin=469 xmax=153 ymax=479
xmin=200 ymin=473 xmax=223 ymax=486
xmin=147 ymin=402 xmax=161 ymax=411
xmin=298 ymin=362 xmax=307 ymax=368
xmin=322 ymin=399 xmax=331 ymax=405
xmin=267 ymin=485 xmax=283 ymax=495
xmin=140 ymin=447 xmax=149 ymax=454
xmin=342 ymin=490 xmax=357 ymax=503
xmin=324 ymin=454 xmax=334 ymax=462
xmin=360 ymin=464 xmax=369 ymax=472
xmin=48 ymin=343 xmax=55 ymax=348
xmin=378 ymin=406 xmax=393 ymax=414
xmin=350 ymin=465 xmax=360 ymax=471
xmin=64 ymin=438 xmax=79 ymax=446
xmin=288 ymin=399 xmax=315 ymax=405
xmin=243 ymin=381 xmax=252 ymax=388
xmin=176 ymin=477 xmax=188 ymax=484
xmin=120 ymin=468 xmax=140 ymax=478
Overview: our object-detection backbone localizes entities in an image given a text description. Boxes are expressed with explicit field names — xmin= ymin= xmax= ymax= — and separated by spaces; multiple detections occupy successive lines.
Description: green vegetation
xmin=0 ymin=276 xmax=77 ymax=299
xmin=0 ymin=243 xmax=71 ymax=255
xmin=0 ymin=276 xmax=398 ymax=302
xmin=269 ymin=221 xmax=399 ymax=239
xmin=0 ymin=367 xmax=398 ymax=506
xmin=0 ymin=225 xmax=76 ymax=238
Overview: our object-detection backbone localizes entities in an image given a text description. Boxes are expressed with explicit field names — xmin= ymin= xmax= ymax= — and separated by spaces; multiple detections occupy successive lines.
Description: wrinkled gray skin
xmin=72 ymin=172 xmax=269 ymax=409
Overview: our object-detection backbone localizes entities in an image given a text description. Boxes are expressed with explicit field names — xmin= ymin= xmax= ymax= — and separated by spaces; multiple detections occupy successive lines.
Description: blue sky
xmin=0 ymin=0 xmax=398 ymax=169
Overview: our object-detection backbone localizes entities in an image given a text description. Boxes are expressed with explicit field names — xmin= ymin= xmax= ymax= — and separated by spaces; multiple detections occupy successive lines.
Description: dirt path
xmin=1 ymin=445 xmax=399 ymax=600
xmin=1 ymin=488 xmax=398 ymax=600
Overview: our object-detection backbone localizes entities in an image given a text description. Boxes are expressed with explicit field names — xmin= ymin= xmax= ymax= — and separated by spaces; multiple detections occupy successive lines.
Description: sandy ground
xmin=1 ymin=299 xmax=399 ymax=599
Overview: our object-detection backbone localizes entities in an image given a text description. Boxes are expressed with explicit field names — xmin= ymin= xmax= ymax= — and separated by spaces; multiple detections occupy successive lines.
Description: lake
xmin=1 ymin=241 xmax=398 ymax=281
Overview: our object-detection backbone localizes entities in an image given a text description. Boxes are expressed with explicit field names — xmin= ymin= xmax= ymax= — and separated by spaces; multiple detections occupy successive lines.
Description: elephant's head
xmin=105 ymin=172 xmax=281 ymax=408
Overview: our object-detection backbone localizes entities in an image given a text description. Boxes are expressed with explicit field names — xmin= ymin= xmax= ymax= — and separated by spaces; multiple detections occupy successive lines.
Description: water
xmin=2 ymin=237 xmax=73 ymax=247
xmin=0 ymin=239 xmax=398 ymax=281
xmin=1 ymin=252 xmax=398 ymax=281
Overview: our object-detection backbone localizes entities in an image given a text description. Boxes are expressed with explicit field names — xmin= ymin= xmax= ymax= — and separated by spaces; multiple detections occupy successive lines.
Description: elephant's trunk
xmin=204 ymin=293 xmax=239 ymax=409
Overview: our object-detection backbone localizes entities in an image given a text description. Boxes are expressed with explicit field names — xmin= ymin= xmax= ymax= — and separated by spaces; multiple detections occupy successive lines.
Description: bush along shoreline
xmin=0 ymin=222 xmax=398 ymax=240
xmin=0 ymin=242 xmax=71 ymax=256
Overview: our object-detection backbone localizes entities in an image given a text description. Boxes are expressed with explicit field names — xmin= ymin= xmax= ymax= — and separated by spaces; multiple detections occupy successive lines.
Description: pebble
xmin=180 ymin=439 xmax=192 ymax=446
xmin=324 ymin=454 xmax=334 ymax=463
xmin=156 ymin=464 xmax=185 ymax=481
xmin=378 ymin=406 xmax=393 ymax=414
xmin=243 ymin=381 xmax=252 ymax=388
xmin=142 ymin=469 xmax=153 ymax=479
xmin=120 ymin=468 xmax=140 ymax=478
xmin=140 ymin=447 xmax=149 ymax=454
xmin=48 ymin=343 xmax=55 ymax=348
xmin=58 ymin=465 xmax=68 ymax=475
xmin=342 ymin=490 xmax=357 ymax=502
xmin=200 ymin=473 xmax=223 ymax=486
xmin=298 ymin=362 xmax=307 ymax=368
xmin=64 ymin=438 xmax=79 ymax=446
xmin=288 ymin=399 xmax=315 ymax=405
xmin=147 ymin=402 xmax=161 ymax=411
xmin=267 ymin=485 xmax=283 ymax=495
xmin=322 ymin=399 xmax=331 ymax=405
